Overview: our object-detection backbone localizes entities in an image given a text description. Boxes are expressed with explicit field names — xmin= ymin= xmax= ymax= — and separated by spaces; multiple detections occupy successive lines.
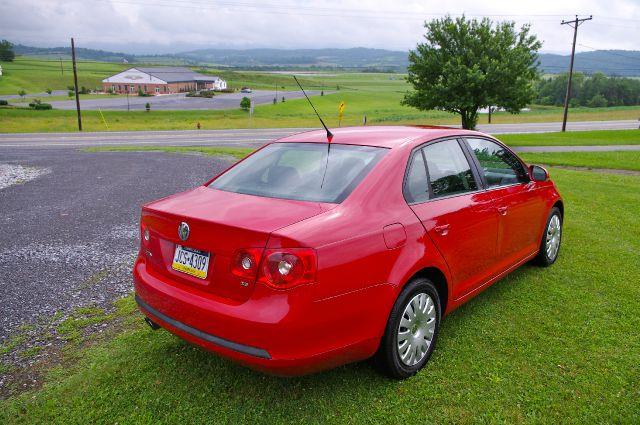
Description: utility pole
xmin=560 ymin=15 xmax=592 ymax=132
xmin=70 ymin=38 xmax=82 ymax=131
xmin=59 ymin=56 xmax=64 ymax=76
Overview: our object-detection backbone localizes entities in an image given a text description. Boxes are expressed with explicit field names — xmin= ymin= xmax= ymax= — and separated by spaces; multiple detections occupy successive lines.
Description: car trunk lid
xmin=140 ymin=186 xmax=331 ymax=302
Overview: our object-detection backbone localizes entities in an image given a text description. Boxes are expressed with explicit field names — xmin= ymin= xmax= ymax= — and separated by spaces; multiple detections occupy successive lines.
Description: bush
xmin=28 ymin=99 xmax=52 ymax=110
xmin=185 ymin=91 xmax=197 ymax=97
xmin=218 ymin=88 xmax=234 ymax=93
xmin=0 ymin=99 xmax=8 ymax=106
xmin=587 ymin=94 xmax=608 ymax=108
xmin=137 ymin=87 xmax=151 ymax=97
xmin=145 ymin=102 xmax=150 ymax=112
xmin=240 ymin=96 xmax=251 ymax=111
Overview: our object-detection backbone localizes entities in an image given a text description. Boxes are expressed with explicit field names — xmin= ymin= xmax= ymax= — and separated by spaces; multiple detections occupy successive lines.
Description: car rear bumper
xmin=133 ymin=257 xmax=385 ymax=376
xmin=135 ymin=295 xmax=271 ymax=359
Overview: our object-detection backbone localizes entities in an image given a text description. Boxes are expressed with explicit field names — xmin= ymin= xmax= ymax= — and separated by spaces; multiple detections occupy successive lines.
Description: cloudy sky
xmin=1 ymin=0 xmax=639 ymax=54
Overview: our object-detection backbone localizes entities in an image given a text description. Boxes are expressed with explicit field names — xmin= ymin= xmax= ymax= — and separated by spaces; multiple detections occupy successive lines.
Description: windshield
xmin=209 ymin=143 xmax=387 ymax=203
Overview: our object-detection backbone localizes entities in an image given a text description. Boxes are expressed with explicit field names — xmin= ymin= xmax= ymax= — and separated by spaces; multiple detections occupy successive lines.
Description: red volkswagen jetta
xmin=134 ymin=126 xmax=563 ymax=378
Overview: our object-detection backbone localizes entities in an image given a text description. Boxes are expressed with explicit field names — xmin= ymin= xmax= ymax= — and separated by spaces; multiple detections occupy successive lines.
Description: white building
xmin=102 ymin=67 xmax=227 ymax=95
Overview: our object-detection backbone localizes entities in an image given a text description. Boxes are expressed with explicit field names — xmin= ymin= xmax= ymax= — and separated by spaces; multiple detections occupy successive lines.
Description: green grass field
xmin=0 ymin=58 xmax=126 ymax=95
xmin=2 ymin=149 xmax=639 ymax=424
xmin=520 ymin=151 xmax=640 ymax=171
xmin=498 ymin=130 xmax=640 ymax=146
xmin=84 ymin=145 xmax=252 ymax=159
xmin=1 ymin=58 xmax=639 ymax=133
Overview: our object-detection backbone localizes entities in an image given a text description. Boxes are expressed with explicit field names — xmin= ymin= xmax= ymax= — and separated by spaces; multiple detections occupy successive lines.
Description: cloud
xmin=1 ymin=0 xmax=639 ymax=54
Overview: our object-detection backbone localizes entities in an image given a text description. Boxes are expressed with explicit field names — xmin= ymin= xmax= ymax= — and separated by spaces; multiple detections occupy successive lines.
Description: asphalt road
xmin=0 ymin=121 xmax=638 ymax=150
xmin=0 ymin=149 xmax=230 ymax=343
xmin=9 ymin=90 xmax=324 ymax=111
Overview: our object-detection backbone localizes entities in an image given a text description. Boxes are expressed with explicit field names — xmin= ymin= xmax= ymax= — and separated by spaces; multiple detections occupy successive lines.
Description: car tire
xmin=375 ymin=278 xmax=441 ymax=379
xmin=534 ymin=206 xmax=563 ymax=267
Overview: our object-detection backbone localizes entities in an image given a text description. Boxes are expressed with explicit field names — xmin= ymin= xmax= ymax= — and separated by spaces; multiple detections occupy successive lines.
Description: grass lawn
xmin=1 ymin=161 xmax=639 ymax=423
xmin=498 ymin=130 xmax=640 ymax=146
xmin=84 ymin=145 xmax=252 ymax=160
xmin=6 ymin=94 xmax=128 ymax=104
xmin=0 ymin=58 xmax=127 ymax=95
xmin=1 ymin=104 xmax=639 ymax=134
xmin=520 ymin=151 xmax=640 ymax=172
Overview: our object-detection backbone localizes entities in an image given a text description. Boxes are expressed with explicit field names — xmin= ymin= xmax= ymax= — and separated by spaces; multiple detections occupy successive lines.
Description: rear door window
xmin=403 ymin=150 xmax=430 ymax=204
xmin=423 ymin=140 xmax=478 ymax=198
xmin=466 ymin=138 xmax=529 ymax=187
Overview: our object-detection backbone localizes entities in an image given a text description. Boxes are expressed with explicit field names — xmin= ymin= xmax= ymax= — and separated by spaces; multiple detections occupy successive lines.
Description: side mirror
xmin=529 ymin=165 xmax=549 ymax=182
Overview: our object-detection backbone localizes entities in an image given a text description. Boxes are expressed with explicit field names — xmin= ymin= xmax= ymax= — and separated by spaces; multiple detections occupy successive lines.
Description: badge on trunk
xmin=178 ymin=221 xmax=190 ymax=241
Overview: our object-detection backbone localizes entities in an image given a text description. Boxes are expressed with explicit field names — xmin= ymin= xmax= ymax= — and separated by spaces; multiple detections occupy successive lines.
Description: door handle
xmin=497 ymin=206 xmax=508 ymax=216
xmin=434 ymin=224 xmax=450 ymax=236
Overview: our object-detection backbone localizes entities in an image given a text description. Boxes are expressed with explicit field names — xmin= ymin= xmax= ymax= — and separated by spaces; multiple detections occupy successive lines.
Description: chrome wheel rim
xmin=397 ymin=292 xmax=436 ymax=366
xmin=546 ymin=215 xmax=562 ymax=261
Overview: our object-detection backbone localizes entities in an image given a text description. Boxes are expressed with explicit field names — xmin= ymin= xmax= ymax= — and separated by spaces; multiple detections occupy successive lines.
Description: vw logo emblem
xmin=178 ymin=222 xmax=190 ymax=241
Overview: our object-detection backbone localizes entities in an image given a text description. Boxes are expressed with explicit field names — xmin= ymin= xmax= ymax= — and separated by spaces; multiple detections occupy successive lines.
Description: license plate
xmin=172 ymin=245 xmax=210 ymax=279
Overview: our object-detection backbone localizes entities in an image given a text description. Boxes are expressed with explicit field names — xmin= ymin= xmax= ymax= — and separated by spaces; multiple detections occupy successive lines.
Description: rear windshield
xmin=209 ymin=142 xmax=387 ymax=203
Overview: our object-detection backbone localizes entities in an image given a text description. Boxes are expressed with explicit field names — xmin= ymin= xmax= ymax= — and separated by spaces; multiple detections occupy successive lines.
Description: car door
xmin=405 ymin=139 xmax=500 ymax=300
xmin=464 ymin=137 xmax=548 ymax=269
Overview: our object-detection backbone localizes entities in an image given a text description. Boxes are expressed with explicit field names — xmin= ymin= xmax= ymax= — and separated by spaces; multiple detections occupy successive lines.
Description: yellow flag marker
xmin=338 ymin=101 xmax=345 ymax=126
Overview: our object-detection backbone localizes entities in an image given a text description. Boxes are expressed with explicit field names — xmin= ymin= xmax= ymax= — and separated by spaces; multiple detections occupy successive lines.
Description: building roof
xmin=104 ymin=67 xmax=223 ymax=84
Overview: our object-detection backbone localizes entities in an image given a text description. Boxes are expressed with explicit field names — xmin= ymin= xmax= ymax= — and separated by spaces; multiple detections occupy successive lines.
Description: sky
xmin=1 ymin=0 xmax=639 ymax=54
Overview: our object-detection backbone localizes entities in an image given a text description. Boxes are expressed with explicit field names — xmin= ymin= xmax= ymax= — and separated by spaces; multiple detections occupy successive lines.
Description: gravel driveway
xmin=0 ymin=149 xmax=230 ymax=343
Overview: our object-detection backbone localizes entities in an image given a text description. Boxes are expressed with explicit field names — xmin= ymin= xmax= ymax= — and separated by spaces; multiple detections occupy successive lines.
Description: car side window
xmin=404 ymin=149 xmax=430 ymax=204
xmin=423 ymin=140 xmax=478 ymax=198
xmin=466 ymin=138 xmax=529 ymax=187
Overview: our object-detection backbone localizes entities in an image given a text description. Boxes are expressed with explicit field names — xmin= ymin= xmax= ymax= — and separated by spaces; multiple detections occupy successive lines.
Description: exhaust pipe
xmin=144 ymin=316 xmax=161 ymax=330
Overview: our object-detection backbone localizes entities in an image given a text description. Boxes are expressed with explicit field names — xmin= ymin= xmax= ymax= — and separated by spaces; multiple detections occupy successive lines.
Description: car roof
xmin=275 ymin=126 xmax=487 ymax=149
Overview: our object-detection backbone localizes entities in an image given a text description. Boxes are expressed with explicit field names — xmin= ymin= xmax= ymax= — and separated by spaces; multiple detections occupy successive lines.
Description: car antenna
xmin=293 ymin=75 xmax=333 ymax=143
xmin=293 ymin=75 xmax=333 ymax=189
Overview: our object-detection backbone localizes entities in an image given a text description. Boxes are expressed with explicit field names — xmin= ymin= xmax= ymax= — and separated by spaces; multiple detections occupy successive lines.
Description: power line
xmin=560 ymin=15 xmax=592 ymax=132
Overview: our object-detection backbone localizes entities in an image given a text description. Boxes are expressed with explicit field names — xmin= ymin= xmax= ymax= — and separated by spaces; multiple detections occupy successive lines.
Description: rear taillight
xmin=231 ymin=248 xmax=263 ymax=280
xmin=258 ymin=248 xmax=317 ymax=289
xmin=231 ymin=247 xmax=317 ymax=289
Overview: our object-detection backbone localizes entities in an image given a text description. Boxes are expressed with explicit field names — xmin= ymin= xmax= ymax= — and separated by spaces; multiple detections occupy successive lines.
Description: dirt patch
xmin=0 ymin=298 xmax=139 ymax=400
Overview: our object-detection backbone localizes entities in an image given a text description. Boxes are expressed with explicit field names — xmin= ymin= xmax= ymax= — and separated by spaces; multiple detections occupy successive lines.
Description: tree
xmin=240 ymin=96 xmax=251 ymax=111
xmin=18 ymin=89 xmax=26 ymax=99
xmin=0 ymin=40 xmax=15 ymax=62
xmin=46 ymin=88 xmax=52 ymax=96
xmin=403 ymin=16 xmax=542 ymax=129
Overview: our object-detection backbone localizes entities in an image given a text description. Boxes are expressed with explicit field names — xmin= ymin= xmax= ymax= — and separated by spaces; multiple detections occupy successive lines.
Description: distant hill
xmin=10 ymin=43 xmax=640 ymax=76
xmin=166 ymin=47 xmax=410 ymax=71
xmin=13 ymin=44 xmax=135 ymax=63
xmin=538 ymin=50 xmax=640 ymax=77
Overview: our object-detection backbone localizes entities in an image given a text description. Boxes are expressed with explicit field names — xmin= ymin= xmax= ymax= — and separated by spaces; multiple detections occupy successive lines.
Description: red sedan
xmin=134 ymin=126 xmax=563 ymax=378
